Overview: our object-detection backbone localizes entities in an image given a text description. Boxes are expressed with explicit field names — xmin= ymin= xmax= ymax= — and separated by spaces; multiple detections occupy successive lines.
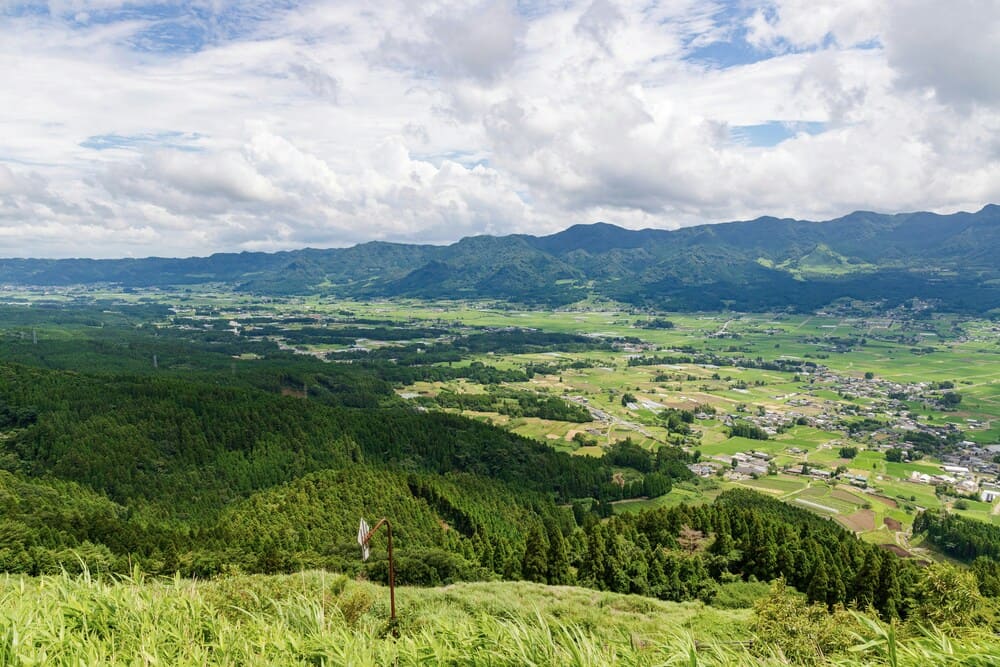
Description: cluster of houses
xmin=784 ymin=464 xmax=869 ymax=488
xmin=725 ymin=451 xmax=772 ymax=478
xmin=806 ymin=366 xmax=926 ymax=404
xmin=719 ymin=410 xmax=791 ymax=437
xmin=939 ymin=442 xmax=1000 ymax=476
xmin=687 ymin=451 xmax=774 ymax=480
xmin=908 ymin=463 xmax=1000 ymax=502
xmin=688 ymin=448 xmax=876 ymax=487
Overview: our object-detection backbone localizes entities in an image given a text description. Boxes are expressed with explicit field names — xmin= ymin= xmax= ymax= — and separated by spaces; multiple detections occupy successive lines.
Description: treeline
xmin=604 ymin=439 xmax=695 ymax=479
xmin=361 ymin=361 xmax=528 ymax=386
xmin=913 ymin=509 xmax=1000 ymax=561
xmin=577 ymin=489 xmax=915 ymax=618
xmin=417 ymin=388 xmax=591 ymax=422
xmin=247 ymin=324 xmax=448 ymax=344
xmin=729 ymin=421 xmax=770 ymax=440
xmin=637 ymin=318 xmax=675 ymax=329
xmin=628 ymin=352 xmax=817 ymax=374
xmin=329 ymin=330 xmax=616 ymax=365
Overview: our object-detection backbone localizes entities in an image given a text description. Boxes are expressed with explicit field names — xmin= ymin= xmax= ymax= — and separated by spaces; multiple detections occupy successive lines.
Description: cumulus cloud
xmin=0 ymin=0 xmax=997 ymax=258
xmin=884 ymin=0 xmax=1000 ymax=108
xmin=744 ymin=0 xmax=884 ymax=51
xmin=376 ymin=0 xmax=525 ymax=82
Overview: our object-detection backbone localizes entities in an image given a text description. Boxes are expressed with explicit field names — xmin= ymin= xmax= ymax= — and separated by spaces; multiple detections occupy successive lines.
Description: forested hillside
xmin=0 ymin=298 xmax=997 ymax=632
xmin=2 ymin=205 xmax=1000 ymax=312
xmin=0 ymin=356 xmax=937 ymax=620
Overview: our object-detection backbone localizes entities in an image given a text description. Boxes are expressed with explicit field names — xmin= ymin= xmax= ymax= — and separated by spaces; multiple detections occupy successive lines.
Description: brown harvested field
xmin=837 ymin=509 xmax=876 ymax=532
xmin=879 ymin=544 xmax=913 ymax=558
xmin=564 ymin=430 xmax=582 ymax=441
xmin=884 ymin=517 xmax=902 ymax=531
xmin=831 ymin=488 xmax=865 ymax=504
xmin=870 ymin=495 xmax=898 ymax=508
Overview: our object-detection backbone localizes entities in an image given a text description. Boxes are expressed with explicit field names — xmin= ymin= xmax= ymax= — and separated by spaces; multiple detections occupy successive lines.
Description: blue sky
xmin=0 ymin=0 xmax=998 ymax=258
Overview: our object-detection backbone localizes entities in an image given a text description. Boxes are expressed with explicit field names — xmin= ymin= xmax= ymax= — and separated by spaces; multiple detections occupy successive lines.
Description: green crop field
xmin=741 ymin=476 xmax=809 ymax=495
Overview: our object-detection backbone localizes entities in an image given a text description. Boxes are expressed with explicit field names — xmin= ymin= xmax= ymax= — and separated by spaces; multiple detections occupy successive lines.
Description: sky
xmin=1 ymin=0 xmax=999 ymax=258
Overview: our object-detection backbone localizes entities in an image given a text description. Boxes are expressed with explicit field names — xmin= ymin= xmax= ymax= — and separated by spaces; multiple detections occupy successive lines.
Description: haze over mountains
xmin=4 ymin=205 xmax=1000 ymax=313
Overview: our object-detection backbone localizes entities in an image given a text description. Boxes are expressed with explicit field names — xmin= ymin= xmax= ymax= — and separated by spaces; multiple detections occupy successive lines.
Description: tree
xmin=545 ymin=519 xmax=572 ymax=585
xmin=807 ymin=560 xmax=831 ymax=606
xmin=579 ymin=525 xmax=608 ymax=589
xmin=852 ymin=550 xmax=881 ymax=611
xmin=941 ymin=392 xmax=962 ymax=408
xmin=677 ymin=525 xmax=705 ymax=553
xmin=838 ymin=446 xmax=858 ymax=459
xmin=521 ymin=523 xmax=549 ymax=584
xmin=972 ymin=556 xmax=1000 ymax=597
xmin=728 ymin=421 xmax=769 ymax=440
xmin=876 ymin=556 xmax=902 ymax=619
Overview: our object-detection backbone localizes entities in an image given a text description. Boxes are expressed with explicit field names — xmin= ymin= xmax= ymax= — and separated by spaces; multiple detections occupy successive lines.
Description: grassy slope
xmin=4 ymin=572 xmax=999 ymax=666
xmin=2 ymin=572 xmax=750 ymax=665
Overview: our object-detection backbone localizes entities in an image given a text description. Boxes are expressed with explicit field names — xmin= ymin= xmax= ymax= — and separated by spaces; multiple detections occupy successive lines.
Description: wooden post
xmin=386 ymin=520 xmax=396 ymax=624
xmin=362 ymin=517 xmax=397 ymax=628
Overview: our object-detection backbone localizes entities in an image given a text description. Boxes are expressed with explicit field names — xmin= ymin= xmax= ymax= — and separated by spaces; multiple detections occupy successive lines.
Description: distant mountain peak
xmin=526 ymin=221 xmax=660 ymax=254
xmin=1 ymin=205 xmax=998 ymax=313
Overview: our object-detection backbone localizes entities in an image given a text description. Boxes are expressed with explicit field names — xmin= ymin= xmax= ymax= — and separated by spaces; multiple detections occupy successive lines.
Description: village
xmin=680 ymin=357 xmax=1000 ymax=507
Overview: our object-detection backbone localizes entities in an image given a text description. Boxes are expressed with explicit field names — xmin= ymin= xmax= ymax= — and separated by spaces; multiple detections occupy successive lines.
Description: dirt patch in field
xmin=884 ymin=517 xmax=902 ymax=531
xmin=546 ymin=434 xmax=560 ymax=440
xmin=870 ymin=495 xmax=898 ymax=508
xmin=837 ymin=509 xmax=876 ymax=532
xmin=565 ymin=430 xmax=582 ymax=442
xmin=878 ymin=544 xmax=913 ymax=558
xmin=656 ymin=401 xmax=690 ymax=410
xmin=831 ymin=488 xmax=864 ymax=504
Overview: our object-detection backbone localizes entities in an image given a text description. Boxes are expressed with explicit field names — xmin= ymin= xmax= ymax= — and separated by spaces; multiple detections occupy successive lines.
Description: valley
xmin=106 ymin=290 xmax=1000 ymax=553
xmin=1 ymin=285 xmax=999 ymax=664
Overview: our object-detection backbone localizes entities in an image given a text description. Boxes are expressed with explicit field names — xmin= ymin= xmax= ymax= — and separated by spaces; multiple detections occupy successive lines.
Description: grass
xmin=612 ymin=486 xmax=713 ymax=513
xmin=1 ymin=570 xmax=756 ymax=666
xmin=741 ymin=476 xmax=808 ymax=494
xmin=3 ymin=571 xmax=999 ymax=666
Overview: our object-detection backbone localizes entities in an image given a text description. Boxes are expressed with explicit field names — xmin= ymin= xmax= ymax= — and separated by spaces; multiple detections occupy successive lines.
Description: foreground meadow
xmin=2 ymin=571 xmax=998 ymax=666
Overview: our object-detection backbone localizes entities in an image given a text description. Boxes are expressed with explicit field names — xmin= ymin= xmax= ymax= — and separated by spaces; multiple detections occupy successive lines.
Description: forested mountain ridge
xmin=3 ymin=205 xmax=1000 ymax=312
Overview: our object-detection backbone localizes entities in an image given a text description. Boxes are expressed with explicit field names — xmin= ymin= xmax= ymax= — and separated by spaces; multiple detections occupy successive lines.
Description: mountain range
xmin=4 ymin=205 xmax=1000 ymax=312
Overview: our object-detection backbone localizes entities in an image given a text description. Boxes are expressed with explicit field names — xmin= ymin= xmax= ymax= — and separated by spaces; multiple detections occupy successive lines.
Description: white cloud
xmin=0 ymin=0 xmax=997 ymax=258
xmin=884 ymin=0 xmax=1000 ymax=108
xmin=745 ymin=0 xmax=884 ymax=51
xmin=376 ymin=0 xmax=525 ymax=82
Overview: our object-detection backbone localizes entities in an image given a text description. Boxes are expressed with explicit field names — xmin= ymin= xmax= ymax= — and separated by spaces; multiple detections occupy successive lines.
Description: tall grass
xmin=0 ymin=571 xmax=996 ymax=665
